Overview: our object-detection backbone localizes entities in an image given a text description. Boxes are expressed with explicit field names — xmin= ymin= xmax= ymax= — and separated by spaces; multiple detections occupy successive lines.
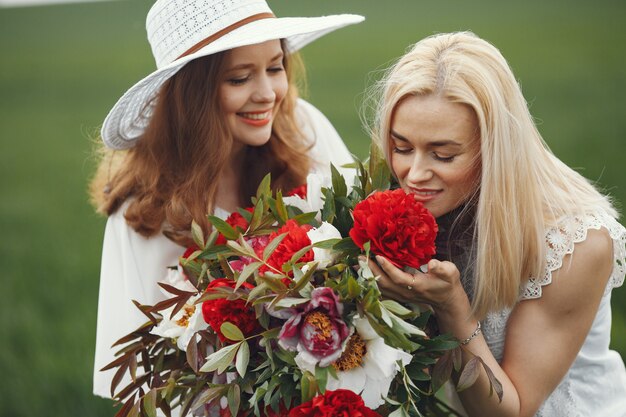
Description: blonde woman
xmin=90 ymin=0 xmax=363 ymax=398
xmin=367 ymin=32 xmax=626 ymax=416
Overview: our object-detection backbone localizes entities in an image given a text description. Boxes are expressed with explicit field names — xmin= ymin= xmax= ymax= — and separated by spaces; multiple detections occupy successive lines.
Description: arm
xmin=371 ymin=228 xmax=614 ymax=417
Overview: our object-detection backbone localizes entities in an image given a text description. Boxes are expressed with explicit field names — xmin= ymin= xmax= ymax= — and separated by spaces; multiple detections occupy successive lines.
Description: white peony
xmin=306 ymin=221 xmax=342 ymax=268
xmin=150 ymin=293 xmax=208 ymax=351
xmin=152 ymin=268 xmax=207 ymax=351
xmin=325 ymin=315 xmax=413 ymax=409
xmin=282 ymin=172 xmax=330 ymax=219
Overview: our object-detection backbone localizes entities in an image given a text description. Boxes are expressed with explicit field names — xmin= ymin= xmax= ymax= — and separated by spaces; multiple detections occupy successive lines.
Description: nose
xmin=406 ymin=157 xmax=433 ymax=185
xmin=252 ymin=74 xmax=276 ymax=103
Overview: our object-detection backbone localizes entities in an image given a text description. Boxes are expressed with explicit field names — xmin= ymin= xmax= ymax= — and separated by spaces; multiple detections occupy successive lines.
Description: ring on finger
xmin=407 ymin=275 xmax=416 ymax=291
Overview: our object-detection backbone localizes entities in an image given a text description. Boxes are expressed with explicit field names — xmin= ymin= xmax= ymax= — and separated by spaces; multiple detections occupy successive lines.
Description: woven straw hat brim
xmin=101 ymin=14 xmax=364 ymax=150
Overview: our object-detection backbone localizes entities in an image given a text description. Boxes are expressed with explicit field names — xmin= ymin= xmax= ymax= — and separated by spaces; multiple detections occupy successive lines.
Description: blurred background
xmin=1 ymin=0 xmax=625 ymax=415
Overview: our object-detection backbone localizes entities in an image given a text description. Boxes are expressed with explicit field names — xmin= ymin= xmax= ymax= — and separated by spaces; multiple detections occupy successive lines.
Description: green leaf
xmin=142 ymin=389 xmax=157 ymax=417
xmin=206 ymin=229 xmax=219 ymax=247
xmin=248 ymin=282 xmax=269 ymax=300
xmin=346 ymin=275 xmax=362 ymax=300
xmin=235 ymin=261 xmax=262 ymax=289
xmin=228 ymin=384 xmax=241 ymax=417
xmin=333 ymin=237 xmax=360 ymax=252
xmin=292 ymin=211 xmax=318 ymax=225
xmin=431 ymin=350 xmax=455 ymax=393
xmin=330 ymin=164 xmax=347 ymax=197
xmin=388 ymin=310 xmax=427 ymax=337
xmin=226 ymin=239 xmax=257 ymax=259
xmin=335 ymin=196 xmax=353 ymax=208
xmin=208 ymin=215 xmax=239 ymax=240
xmin=289 ymin=244 xmax=314 ymax=265
xmin=480 ymin=357 xmax=504 ymax=402
xmin=314 ymin=366 xmax=329 ymax=393
xmin=191 ymin=220 xmax=204 ymax=248
xmin=186 ymin=335 xmax=198 ymax=373
xmin=312 ymin=238 xmax=341 ymax=250
xmin=388 ymin=406 xmax=410 ymax=417
xmin=256 ymin=173 xmax=272 ymax=199
xmin=263 ymin=232 xmax=287 ymax=261
xmin=189 ymin=387 xmax=228 ymax=412
xmin=198 ymin=244 xmax=231 ymax=260
xmin=248 ymin=198 xmax=265 ymax=231
xmin=199 ymin=342 xmax=241 ymax=373
xmin=274 ymin=297 xmax=309 ymax=308
xmin=235 ymin=341 xmax=250 ymax=378
xmin=368 ymin=142 xmax=392 ymax=192
xmin=300 ymin=371 xmax=318 ymax=404
xmin=457 ymin=356 xmax=481 ymax=391
xmin=320 ymin=188 xmax=336 ymax=223
xmin=126 ymin=402 xmax=140 ymax=417
xmin=379 ymin=302 xmax=393 ymax=327
xmin=220 ymin=322 xmax=245 ymax=342
xmin=114 ymin=395 xmax=137 ymax=417
xmin=274 ymin=191 xmax=289 ymax=223
xmin=381 ymin=299 xmax=413 ymax=316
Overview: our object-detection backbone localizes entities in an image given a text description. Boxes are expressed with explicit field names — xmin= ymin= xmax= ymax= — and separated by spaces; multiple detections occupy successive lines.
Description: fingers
xmin=370 ymin=255 xmax=420 ymax=302
xmin=373 ymin=255 xmax=413 ymax=286
xmin=426 ymin=259 xmax=460 ymax=283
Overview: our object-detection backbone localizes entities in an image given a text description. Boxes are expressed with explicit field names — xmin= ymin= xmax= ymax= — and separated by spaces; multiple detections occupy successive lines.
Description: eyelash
xmin=433 ymin=154 xmax=455 ymax=162
xmin=392 ymin=147 xmax=456 ymax=162
xmin=392 ymin=147 xmax=412 ymax=155
xmin=228 ymin=76 xmax=249 ymax=86
xmin=227 ymin=66 xmax=284 ymax=86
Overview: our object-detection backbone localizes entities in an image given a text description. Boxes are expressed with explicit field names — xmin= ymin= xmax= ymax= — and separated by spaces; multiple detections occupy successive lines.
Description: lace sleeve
xmin=520 ymin=210 xmax=626 ymax=300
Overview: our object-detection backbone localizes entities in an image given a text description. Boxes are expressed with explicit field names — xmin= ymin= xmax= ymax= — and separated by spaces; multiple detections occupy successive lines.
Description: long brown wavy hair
xmin=90 ymin=43 xmax=311 ymax=246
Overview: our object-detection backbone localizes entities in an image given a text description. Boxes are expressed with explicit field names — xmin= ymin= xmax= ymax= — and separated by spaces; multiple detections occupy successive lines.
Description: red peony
xmin=289 ymin=389 xmax=381 ymax=417
xmin=216 ymin=207 xmax=255 ymax=245
xmin=349 ymin=189 xmax=437 ymax=269
xmin=260 ymin=220 xmax=314 ymax=275
xmin=286 ymin=184 xmax=307 ymax=199
xmin=201 ymin=278 xmax=259 ymax=343
xmin=182 ymin=245 xmax=200 ymax=259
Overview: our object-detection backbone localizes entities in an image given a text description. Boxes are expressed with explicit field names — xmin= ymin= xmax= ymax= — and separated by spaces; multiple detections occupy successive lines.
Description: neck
xmin=215 ymin=145 xmax=247 ymax=213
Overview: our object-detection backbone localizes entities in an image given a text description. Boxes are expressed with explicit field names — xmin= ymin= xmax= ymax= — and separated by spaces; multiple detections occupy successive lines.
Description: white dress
xmin=92 ymin=99 xmax=355 ymax=398
xmin=451 ymin=210 xmax=626 ymax=416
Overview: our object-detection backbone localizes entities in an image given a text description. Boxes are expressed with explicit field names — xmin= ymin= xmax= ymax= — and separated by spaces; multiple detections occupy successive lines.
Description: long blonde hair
xmin=368 ymin=31 xmax=616 ymax=318
xmin=90 ymin=43 xmax=311 ymax=246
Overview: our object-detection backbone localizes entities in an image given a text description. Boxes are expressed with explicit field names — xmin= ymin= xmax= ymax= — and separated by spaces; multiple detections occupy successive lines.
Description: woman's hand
xmin=368 ymin=255 xmax=471 ymax=320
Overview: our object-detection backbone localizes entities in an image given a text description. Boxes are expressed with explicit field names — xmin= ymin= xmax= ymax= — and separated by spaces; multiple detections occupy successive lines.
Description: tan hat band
xmin=177 ymin=12 xmax=276 ymax=60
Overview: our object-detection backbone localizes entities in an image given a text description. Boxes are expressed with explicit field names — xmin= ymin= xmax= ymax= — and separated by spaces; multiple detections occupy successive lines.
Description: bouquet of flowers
xmin=103 ymin=153 xmax=500 ymax=417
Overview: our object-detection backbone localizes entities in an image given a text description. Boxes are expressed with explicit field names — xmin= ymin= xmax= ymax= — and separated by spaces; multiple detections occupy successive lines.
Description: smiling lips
xmin=409 ymin=188 xmax=441 ymax=202
xmin=237 ymin=110 xmax=272 ymax=126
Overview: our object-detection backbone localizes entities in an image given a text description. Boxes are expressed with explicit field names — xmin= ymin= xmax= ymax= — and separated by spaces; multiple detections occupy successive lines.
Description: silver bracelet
xmin=460 ymin=321 xmax=481 ymax=345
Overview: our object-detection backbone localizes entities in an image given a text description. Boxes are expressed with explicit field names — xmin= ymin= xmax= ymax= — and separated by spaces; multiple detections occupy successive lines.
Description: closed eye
xmin=228 ymin=76 xmax=249 ymax=86
xmin=268 ymin=65 xmax=284 ymax=74
xmin=433 ymin=153 xmax=455 ymax=162
xmin=392 ymin=146 xmax=413 ymax=155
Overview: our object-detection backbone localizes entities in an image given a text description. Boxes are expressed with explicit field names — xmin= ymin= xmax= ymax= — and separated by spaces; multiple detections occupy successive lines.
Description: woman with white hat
xmin=89 ymin=0 xmax=363 ymax=398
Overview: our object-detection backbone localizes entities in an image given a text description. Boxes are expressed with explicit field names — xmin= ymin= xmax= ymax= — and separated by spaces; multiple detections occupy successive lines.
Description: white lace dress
xmin=480 ymin=210 xmax=626 ymax=416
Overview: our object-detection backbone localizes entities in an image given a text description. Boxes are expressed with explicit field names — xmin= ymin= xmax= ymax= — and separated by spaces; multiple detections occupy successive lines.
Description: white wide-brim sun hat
xmin=101 ymin=0 xmax=364 ymax=150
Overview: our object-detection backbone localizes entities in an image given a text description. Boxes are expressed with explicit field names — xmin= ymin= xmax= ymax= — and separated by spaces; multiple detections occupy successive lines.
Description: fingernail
xmin=375 ymin=255 xmax=384 ymax=265
xmin=358 ymin=255 xmax=366 ymax=262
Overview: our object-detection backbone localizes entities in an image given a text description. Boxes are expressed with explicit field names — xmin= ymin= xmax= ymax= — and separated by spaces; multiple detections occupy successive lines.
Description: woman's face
xmin=219 ymin=39 xmax=288 ymax=149
xmin=390 ymin=94 xmax=481 ymax=218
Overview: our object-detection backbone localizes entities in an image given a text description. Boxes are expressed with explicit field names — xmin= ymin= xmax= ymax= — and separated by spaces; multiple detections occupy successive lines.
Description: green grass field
xmin=1 ymin=0 xmax=625 ymax=415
